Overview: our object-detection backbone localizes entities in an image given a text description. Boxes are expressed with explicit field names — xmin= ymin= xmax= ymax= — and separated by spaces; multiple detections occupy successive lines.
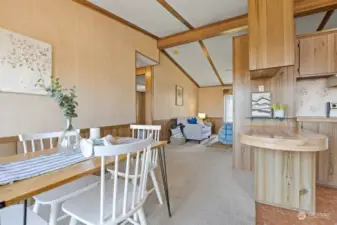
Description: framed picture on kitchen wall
xmin=175 ymin=85 xmax=183 ymax=106
xmin=251 ymin=92 xmax=272 ymax=117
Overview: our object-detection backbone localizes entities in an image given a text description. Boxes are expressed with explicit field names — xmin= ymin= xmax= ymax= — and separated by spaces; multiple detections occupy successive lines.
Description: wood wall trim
xmin=0 ymin=124 xmax=132 ymax=145
xmin=158 ymin=0 xmax=337 ymax=49
xmin=136 ymin=67 xmax=146 ymax=75
xmin=317 ymin=10 xmax=335 ymax=31
xmin=0 ymin=136 xmax=19 ymax=144
xmin=161 ymin=50 xmax=200 ymax=88
xmin=72 ymin=0 xmax=159 ymax=40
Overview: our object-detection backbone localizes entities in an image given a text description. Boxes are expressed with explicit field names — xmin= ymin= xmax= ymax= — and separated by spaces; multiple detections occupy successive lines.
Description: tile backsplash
xmin=297 ymin=78 xmax=337 ymax=116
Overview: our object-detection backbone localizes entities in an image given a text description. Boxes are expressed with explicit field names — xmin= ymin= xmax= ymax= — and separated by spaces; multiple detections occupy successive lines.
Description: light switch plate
xmin=258 ymin=85 xmax=264 ymax=92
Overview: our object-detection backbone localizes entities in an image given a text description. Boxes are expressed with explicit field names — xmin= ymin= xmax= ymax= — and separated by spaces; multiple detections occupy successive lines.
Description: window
xmin=224 ymin=95 xmax=233 ymax=122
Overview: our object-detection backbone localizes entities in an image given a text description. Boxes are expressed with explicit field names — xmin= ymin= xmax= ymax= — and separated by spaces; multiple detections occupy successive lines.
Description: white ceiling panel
xmin=166 ymin=42 xmax=221 ymax=87
xmin=90 ymin=0 xmax=189 ymax=37
xmin=203 ymin=31 xmax=247 ymax=84
xmin=166 ymin=0 xmax=247 ymax=28
xmin=136 ymin=52 xmax=158 ymax=68
xmin=325 ymin=11 xmax=337 ymax=30
xmin=295 ymin=13 xmax=325 ymax=34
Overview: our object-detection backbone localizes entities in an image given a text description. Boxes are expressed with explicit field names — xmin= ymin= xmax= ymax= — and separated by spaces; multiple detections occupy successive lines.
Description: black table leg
xmin=23 ymin=199 xmax=27 ymax=225
xmin=158 ymin=145 xmax=172 ymax=217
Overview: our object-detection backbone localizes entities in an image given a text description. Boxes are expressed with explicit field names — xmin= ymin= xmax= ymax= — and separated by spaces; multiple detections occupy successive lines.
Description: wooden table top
xmin=0 ymin=140 xmax=167 ymax=207
xmin=239 ymin=126 xmax=328 ymax=152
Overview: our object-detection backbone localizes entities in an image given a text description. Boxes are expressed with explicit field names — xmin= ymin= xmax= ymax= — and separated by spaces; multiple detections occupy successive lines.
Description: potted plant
xmin=272 ymin=104 xmax=286 ymax=118
xmin=36 ymin=76 xmax=81 ymax=152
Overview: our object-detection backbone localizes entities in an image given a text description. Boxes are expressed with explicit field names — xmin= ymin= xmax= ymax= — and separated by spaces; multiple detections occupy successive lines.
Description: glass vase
xmin=58 ymin=118 xmax=81 ymax=152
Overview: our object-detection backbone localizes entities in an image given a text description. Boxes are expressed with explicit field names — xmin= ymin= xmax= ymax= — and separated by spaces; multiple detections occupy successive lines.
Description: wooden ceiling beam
xmin=317 ymin=10 xmax=335 ymax=31
xmin=199 ymin=41 xmax=224 ymax=85
xmin=157 ymin=0 xmax=224 ymax=86
xmin=158 ymin=14 xmax=248 ymax=49
xmin=157 ymin=0 xmax=194 ymax=30
xmin=158 ymin=0 xmax=337 ymax=49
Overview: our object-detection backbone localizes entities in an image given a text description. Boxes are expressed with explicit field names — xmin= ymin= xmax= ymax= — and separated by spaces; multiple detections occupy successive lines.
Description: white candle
xmin=90 ymin=128 xmax=101 ymax=139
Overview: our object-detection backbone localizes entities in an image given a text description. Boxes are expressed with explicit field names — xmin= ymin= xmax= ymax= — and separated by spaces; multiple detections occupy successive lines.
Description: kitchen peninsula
xmin=240 ymin=126 xmax=328 ymax=213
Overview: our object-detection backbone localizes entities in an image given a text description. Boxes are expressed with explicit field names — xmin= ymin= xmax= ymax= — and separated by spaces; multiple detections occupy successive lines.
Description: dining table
xmin=0 ymin=140 xmax=171 ymax=225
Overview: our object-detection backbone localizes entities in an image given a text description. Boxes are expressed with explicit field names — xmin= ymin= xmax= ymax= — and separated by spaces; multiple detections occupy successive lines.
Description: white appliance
xmin=327 ymin=102 xmax=337 ymax=118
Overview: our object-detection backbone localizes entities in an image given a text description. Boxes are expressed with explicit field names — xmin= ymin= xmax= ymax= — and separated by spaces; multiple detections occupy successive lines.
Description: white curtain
xmin=224 ymin=95 xmax=233 ymax=123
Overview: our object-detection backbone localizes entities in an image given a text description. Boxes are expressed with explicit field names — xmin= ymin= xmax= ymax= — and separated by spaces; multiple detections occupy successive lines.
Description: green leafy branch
xmin=36 ymin=76 xmax=78 ymax=118
xmin=272 ymin=104 xmax=286 ymax=110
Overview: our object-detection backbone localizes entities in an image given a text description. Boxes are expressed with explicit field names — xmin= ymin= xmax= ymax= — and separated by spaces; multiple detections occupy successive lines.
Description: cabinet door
xmin=249 ymin=0 xmax=295 ymax=71
xmin=299 ymin=34 xmax=337 ymax=76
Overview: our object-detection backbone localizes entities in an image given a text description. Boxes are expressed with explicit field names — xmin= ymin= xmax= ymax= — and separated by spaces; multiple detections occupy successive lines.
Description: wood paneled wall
xmin=0 ymin=124 xmax=133 ymax=157
xmin=153 ymin=119 xmax=177 ymax=141
xmin=233 ymin=35 xmax=253 ymax=171
xmin=207 ymin=117 xmax=224 ymax=134
xmin=300 ymin=122 xmax=337 ymax=188
xmin=136 ymin=92 xmax=146 ymax=124
xmin=233 ymin=34 xmax=297 ymax=171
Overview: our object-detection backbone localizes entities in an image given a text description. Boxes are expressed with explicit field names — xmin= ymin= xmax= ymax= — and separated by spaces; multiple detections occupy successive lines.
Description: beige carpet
xmin=37 ymin=143 xmax=255 ymax=225
xmin=144 ymin=143 xmax=255 ymax=225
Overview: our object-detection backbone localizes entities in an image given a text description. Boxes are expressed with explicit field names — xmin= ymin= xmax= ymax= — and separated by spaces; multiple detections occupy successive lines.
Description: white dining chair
xmin=0 ymin=204 xmax=48 ymax=225
xmin=107 ymin=125 xmax=163 ymax=205
xmin=130 ymin=125 xmax=163 ymax=205
xmin=18 ymin=131 xmax=101 ymax=225
xmin=62 ymin=135 xmax=153 ymax=225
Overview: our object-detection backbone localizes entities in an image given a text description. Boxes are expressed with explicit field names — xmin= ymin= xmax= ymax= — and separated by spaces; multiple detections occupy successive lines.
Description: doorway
xmin=135 ymin=52 xmax=159 ymax=125
xmin=136 ymin=75 xmax=146 ymax=124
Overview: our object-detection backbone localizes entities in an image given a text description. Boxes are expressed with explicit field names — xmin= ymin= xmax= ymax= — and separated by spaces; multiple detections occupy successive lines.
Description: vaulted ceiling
xmin=87 ymin=0 xmax=337 ymax=87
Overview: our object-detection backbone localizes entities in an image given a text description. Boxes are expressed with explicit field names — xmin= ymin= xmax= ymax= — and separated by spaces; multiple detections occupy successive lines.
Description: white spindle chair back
xmin=130 ymin=125 xmax=161 ymax=166
xmin=93 ymin=135 xmax=153 ymax=224
xmin=19 ymin=130 xmax=80 ymax=153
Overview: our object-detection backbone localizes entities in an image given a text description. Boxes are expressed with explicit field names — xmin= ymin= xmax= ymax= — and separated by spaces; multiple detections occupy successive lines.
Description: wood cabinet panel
xmin=301 ymin=122 xmax=337 ymax=188
xmin=299 ymin=33 xmax=337 ymax=76
xmin=255 ymin=148 xmax=316 ymax=213
xmin=233 ymin=34 xmax=297 ymax=171
xmin=248 ymin=0 xmax=295 ymax=71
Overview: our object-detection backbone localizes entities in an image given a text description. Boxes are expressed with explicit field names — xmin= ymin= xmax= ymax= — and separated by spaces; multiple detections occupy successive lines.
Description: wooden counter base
xmin=255 ymin=148 xmax=316 ymax=213
xmin=240 ymin=126 xmax=328 ymax=214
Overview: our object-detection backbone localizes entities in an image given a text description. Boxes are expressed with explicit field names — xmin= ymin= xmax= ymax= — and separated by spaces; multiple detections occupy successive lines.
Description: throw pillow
xmin=187 ymin=117 xmax=197 ymax=124
xmin=171 ymin=127 xmax=184 ymax=138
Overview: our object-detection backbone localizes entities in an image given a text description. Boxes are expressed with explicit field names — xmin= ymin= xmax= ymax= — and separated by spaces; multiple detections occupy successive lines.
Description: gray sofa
xmin=177 ymin=117 xmax=212 ymax=143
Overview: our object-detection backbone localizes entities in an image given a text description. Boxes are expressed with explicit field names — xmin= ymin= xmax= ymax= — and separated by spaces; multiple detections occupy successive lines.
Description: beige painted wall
xmin=0 ymin=0 xmax=159 ymax=137
xmin=198 ymin=86 xmax=224 ymax=118
xmin=153 ymin=53 xmax=198 ymax=120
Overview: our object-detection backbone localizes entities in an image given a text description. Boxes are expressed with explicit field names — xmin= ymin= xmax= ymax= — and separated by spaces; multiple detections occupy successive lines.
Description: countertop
xmin=297 ymin=116 xmax=337 ymax=123
xmin=239 ymin=126 xmax=328 ymax=152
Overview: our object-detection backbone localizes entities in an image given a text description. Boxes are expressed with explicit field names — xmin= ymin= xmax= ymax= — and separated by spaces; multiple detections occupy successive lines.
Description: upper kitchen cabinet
xmin=248 ymin=0 xmax=295 ymax=71
xmin=298 ymin=31 xmax=337 ymax=78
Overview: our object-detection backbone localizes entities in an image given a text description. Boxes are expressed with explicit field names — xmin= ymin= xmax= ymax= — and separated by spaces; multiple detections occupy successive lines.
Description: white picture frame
xmin=251 ymin=92 xmax=272 ymax=117
xmin=0 ymin=27 xmax=52 ymax=95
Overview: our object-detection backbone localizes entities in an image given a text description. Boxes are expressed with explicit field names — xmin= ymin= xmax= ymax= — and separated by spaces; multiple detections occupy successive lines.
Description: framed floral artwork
xmin=0 ymin=27 xmax=52 ymax=95
xmin=175 ymin=85 xmax=183 ymax=106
